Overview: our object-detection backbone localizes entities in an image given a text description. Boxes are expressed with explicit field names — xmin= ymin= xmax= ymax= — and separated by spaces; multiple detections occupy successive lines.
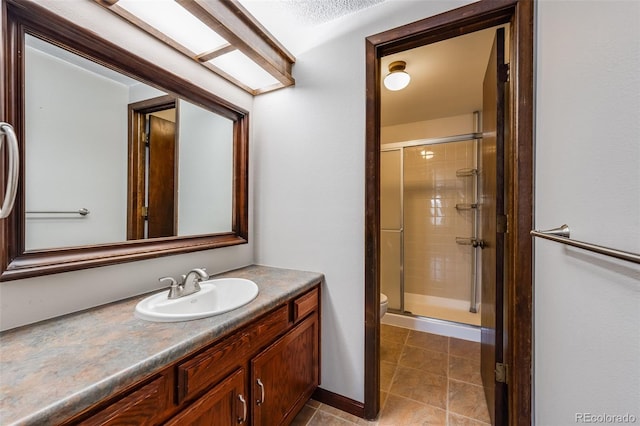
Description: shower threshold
xmin=383 ymin=311 xmax=480 ymax=342
xmin=403 ymin=292 xmax=481 ymax=326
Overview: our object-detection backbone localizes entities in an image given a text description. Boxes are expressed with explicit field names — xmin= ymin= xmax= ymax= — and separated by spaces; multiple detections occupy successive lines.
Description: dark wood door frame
xmin=364 ymin=1 xmax=533 ymax=423
xmin=127 ymin=95 xmax=177 ymax=240
xmin=480 ymin=27 xmax=508 ymax=425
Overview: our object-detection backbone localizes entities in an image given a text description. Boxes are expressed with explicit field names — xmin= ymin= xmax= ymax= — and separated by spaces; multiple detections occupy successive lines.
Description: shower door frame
xmin=381 ymin=131 xmax=482 ymax=318
xmin=380 ymin=147 xmax=405 ymax=313
xmin=364 ymin=0 xmax=534 ymax=423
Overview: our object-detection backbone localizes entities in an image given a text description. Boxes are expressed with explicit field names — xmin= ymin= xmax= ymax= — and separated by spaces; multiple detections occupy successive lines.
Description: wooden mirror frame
xmin=0 ymin=0 xmax=249 ymax=281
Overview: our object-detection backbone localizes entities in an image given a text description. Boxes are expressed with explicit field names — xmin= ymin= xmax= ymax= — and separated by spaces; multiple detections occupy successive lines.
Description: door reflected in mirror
xmin=24 ymin=34 xmax=233 ymax=251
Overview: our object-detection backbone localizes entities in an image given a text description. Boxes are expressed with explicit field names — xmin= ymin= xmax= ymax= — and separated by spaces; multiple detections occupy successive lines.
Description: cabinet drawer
xmin=246 ymin=305 xmax=289 ymax=353
xmin=78 ymin=375 xmax=169 ymax=426
xmin=177 ymin=331 xmax=247 ymax=404
xmin=293 ymin=287 xmax=319 ymax=323
xmin=176 ymin=306 xmax=289 ymax=404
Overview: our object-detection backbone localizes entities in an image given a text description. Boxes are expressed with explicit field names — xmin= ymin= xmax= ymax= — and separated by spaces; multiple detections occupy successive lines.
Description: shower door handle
xmin=455 ymin=237 xmax=485 ymax=249
xmin=472 ymin=239 xmax=485 ymax=249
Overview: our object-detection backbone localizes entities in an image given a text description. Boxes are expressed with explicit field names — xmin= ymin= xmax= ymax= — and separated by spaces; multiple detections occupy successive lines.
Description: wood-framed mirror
xmin=0 ymin=0 xmax=249 ymax=281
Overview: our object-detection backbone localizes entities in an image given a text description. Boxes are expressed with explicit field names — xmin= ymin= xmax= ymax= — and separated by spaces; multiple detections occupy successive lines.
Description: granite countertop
xmin=0 ymin=265 xmax=323 ymax=426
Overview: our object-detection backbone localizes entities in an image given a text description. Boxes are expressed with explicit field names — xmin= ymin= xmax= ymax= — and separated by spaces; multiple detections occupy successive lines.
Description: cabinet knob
xmin=256 ymin=379 xmax=265 ymax=405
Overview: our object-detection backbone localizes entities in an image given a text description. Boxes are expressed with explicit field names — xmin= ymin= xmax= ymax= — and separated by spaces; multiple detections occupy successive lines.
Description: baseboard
xmin=312 ymin=387 xmax=365 ymax=419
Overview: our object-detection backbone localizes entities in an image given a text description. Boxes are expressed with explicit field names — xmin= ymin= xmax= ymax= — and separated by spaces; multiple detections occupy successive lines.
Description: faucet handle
xmin=160 ymin=276 xmax=181 ymax=299
xmin=159 ymin=276 xmax=177 ymax=286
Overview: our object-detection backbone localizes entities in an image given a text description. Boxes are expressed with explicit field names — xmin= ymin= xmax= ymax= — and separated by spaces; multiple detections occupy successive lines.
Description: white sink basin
xmin=135 ymin=278 xmax=259 ymax=322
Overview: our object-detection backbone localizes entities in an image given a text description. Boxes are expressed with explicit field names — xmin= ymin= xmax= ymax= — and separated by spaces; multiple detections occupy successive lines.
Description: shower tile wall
xmin=403 ymin=140 xmax=475 ymax=302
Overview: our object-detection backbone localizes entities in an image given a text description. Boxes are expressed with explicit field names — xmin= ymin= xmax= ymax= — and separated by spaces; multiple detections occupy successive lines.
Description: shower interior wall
xmin=381 ymin=113 xmax=481 ymax=326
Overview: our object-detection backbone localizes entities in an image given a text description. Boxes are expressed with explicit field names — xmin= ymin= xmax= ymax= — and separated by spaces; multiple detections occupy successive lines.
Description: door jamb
xmin=363 ymin=1 xmax=534 ymax=423
xmin=127 ymin=95 xmax=177 ymax=240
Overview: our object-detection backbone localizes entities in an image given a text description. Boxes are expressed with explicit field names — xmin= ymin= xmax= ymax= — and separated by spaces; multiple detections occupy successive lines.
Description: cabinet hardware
xmin=256 ymin=378 xmax=265 ymax=405
xmin=238 ymin=394 xmax=247 ymax=423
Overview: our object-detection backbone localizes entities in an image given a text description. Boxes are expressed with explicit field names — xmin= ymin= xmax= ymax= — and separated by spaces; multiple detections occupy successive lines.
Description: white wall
xmin=178 ymin=100 xmax=233 ymax=235
xmin=0 ymin=0 xmax=254 ymax=331
xmin=25 ymin=45 xmax=128 ymax=250
xmin=252 ymin=0 xmax=472 ymax=403
xmin=381 ymin=113 xmax=475 ymax=144
xmin=535 ymin=1 xmax=640 ymax=423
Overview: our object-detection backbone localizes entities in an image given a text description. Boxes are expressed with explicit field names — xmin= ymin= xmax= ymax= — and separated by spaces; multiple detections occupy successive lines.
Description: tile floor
xmin=291 ymin=324 xmax=490 ymax=425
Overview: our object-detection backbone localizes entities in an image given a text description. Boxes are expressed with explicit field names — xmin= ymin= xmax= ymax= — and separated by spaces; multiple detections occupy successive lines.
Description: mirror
xmin=24 ymin=35 xmax=233 ymax=250
xmin=1 ymin=1 xmax=249 ymax=280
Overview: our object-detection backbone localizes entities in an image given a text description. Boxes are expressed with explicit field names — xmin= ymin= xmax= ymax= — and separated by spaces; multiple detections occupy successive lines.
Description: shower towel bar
xmin=26 ymin=208 xmax=90 ymax=216
xmin=531 ymin=224 xmax=640 ymax=264
xmin=456 ymin=168 xmax=478 ymax=177
xmin=455 ymin=203 xmax=478 ymax=210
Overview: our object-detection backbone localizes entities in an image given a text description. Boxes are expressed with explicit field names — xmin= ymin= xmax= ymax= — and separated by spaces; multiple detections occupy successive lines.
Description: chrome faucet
xmin=161 ymin=268 xmax=208 ymax=299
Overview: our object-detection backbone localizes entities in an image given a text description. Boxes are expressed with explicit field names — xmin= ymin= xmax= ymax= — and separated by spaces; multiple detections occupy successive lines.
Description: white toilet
xmin=380 ymin=293 xmax=388 ymax=318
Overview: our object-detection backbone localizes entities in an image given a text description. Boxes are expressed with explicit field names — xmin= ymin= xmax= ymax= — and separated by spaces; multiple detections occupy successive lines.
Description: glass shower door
xmin=380 ymin=149 xmax=403 ymax=312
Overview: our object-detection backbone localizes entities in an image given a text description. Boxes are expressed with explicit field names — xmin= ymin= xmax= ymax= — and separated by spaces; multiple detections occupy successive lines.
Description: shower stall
xmin=380 ymin=113 xmax=482 ymax=327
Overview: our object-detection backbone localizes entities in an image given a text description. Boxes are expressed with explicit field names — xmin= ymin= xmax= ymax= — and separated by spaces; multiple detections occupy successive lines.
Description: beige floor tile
xmin=381 ymin=340 xmax=404 ymax=364
xmin=399 ymin=345 xmax=448 ymax=377
xmin=448 ymin=380 xmax=491 ymax=423
xmin=389 ymin=366 xmax=447 ymax=409
xmin=291 ymin=404 xmax=318 ymax=426
xmin=306 ymin=399 xmax=321 ymax=408
xmin=378 ymin=394 xmax=446 ymax=426
xmin=449 ymin=355 xmax=482 ymax=385
xmin=307 ymin=409 xmax=358 ymax=425
xmin=380 ymin=390 xmax=388 ymax=411
xmin=449 ymin=338 xmax=480 ymax=360
xmin=381 ymin=324 xmax=409 ymax=344
xmin=299 ymin=330 xmax=488 ymax=426
xmin=380 ymin=361 xmax=397 ymax=391
xmin=319 ymin=404 xmax=378 ymax=425
xmin=448 ymin=412 xmax=491 ymax=425
xmin=406 ymin=330 xmax=449 ymax=353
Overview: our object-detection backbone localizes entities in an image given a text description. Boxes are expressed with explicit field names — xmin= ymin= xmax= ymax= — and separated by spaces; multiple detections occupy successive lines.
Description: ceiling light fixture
xmin=96 ymin=0 xmax=295 ymax=95
xmin=383 ymin=60 xmax=410 ymax=91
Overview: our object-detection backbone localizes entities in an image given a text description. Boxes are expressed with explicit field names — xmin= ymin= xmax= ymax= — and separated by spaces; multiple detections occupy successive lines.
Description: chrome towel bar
xmin=26 ymin=208 xmax=90 ymax=216
xmin=531 ymin=224 xmax=640 ymax=264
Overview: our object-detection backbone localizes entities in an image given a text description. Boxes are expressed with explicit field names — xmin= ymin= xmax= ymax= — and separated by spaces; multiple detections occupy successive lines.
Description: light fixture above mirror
xmin=96 ymin=0 xmax=296 ymax=95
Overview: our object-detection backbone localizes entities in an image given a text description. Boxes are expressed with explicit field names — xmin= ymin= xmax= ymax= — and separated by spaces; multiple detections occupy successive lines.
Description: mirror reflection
xmin=24 ymin=34 xmax=233 ymax=251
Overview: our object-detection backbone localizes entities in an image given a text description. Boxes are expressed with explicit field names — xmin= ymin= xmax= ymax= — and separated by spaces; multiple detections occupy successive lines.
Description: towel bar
xmin=531 ymin=224 xmax=640 ymax=264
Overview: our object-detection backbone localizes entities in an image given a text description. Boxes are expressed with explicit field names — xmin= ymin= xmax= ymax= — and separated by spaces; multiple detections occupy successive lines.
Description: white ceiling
xmin=381 ymin=26 xmax=502 ymax=127
xmin=270 ymin=0 xmax=385 ymax=25
xmin=239 ymin=1 xmax=504 ymax=127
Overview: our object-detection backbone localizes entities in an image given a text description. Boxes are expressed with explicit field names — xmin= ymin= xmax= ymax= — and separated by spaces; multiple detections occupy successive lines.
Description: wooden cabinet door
xmin=166 ymin=368 xmax=248 ymax=426
xmin=251 ymin=314 xmax=319 ymax=426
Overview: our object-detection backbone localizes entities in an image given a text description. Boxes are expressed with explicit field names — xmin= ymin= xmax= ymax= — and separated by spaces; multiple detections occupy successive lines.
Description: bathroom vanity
xmin=0 ymin=266 xmax=322 ymax=425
